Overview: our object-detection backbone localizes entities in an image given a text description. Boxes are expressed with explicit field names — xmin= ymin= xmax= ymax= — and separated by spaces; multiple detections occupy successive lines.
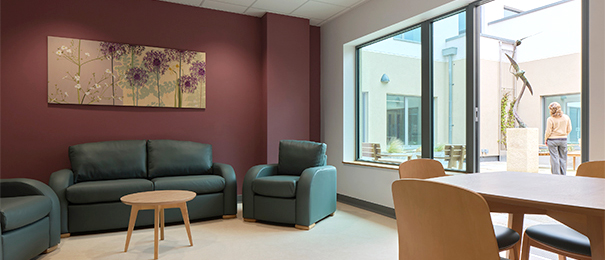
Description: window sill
xmin=342 ymin=160 xmax=399 ymax=170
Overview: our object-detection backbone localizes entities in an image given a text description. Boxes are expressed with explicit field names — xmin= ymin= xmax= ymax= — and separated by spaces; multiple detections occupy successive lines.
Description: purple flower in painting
xmin=127 ymin=45 xmax=145 ymax=56
xmin=164 ymin=49 xmax=197 ymax=64
xmin=99 ymin=42 xmax=128 ymax=59
xmin=126 ymin=67 xmax=149 ymax=87
xmin=190 ymin=61 xmax=206 ymax=82
xmin=179 ymin=75 xmax=198 ymax=94
xmin=143 ymin=50 xmax=169 ymax=75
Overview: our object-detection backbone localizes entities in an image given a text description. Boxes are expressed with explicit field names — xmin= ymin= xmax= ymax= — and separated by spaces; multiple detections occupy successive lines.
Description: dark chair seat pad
xmin=152 ymin=175 xmax=225 ymax=194
xmin=0 ymin=195 xmax=51 ymax=232
xmin=252 ymin=176 xmax=300 ymax=198
xmin=66 ymin=179 xmax=153 ymax=204
xmin=494 ymin=225 xmax=520 ymax=250
xmin=526 ymin=224 xmax=591 ymax=256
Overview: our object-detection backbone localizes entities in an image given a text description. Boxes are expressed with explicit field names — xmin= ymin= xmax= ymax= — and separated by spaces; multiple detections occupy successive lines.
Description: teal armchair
xmin=243 ymin=140 xmax=337 ymax=230
xmin=0 ymin=178 xmax=61 ymax=260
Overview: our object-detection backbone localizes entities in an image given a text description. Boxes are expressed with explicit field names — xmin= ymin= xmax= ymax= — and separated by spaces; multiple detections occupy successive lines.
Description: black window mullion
xmin=421 ymin=21 xmax=433 ymax=159
xmin=466 ymin=4 xmax=479 ymax=173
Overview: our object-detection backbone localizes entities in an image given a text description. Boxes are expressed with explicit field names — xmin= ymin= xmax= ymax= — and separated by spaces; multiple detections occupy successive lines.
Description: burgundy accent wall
xmin=262 ymin=13 xmax=311 ymax=164
xmin=310 ymin=26 xmax=321 ymax=143
xmin=0 ymin=0 xmax=267 ymax=191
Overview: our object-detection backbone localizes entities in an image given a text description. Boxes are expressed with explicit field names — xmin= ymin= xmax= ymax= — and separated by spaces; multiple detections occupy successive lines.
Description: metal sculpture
xmin=505 ymin=53 xmax=533 ymax=128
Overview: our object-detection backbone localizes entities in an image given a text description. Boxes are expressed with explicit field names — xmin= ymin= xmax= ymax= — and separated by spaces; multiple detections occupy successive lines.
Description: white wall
xmin=321 ymin=0 xmax=605 ymax=208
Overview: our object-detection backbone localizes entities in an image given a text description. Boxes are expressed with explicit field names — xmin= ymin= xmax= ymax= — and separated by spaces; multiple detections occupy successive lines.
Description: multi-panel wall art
xmin=48 ymin=36 xmax=206 ymax=108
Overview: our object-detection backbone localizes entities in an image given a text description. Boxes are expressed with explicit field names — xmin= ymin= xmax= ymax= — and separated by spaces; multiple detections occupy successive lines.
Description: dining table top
xmin=432 ymin=171 xmax=605 ymax=216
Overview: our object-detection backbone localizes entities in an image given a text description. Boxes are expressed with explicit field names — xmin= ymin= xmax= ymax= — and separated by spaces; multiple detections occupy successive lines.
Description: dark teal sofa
xmin=0 ymin=178 xmax=61 ymax=260
xmin=49 ymin=139 xmax=237 ymax=235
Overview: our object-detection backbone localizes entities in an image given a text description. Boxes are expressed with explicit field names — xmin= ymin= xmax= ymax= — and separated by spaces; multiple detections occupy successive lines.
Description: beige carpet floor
xmin=35 ymin=202 xmax=564 ymax=260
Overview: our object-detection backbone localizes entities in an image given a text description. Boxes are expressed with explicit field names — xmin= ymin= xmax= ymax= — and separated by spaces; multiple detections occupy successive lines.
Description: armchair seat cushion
xmin=0 ymin=195 xmax=51 ymax=232
xmin=252 ymin=176 xmax=300 ymax=198
xmin=66 ymin=179 xmax=153 ymax=204
xmin=152 ymin=175 xmax=225 ymax=194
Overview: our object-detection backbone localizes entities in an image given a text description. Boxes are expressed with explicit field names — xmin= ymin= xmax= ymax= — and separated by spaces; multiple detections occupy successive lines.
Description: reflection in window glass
xmin=433 ymin=12 xmax=466 ymax=171
xmin=358 ymin=27 xmax=422 ymax=164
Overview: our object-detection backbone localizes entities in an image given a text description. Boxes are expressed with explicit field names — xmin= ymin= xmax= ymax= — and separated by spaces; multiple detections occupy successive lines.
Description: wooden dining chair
xmin=521 ymin=160 xmax=605 ymax=260
xmin=398 ymin=159 xmax=520 ymax=259
xmin=392 ymin=179 xmax=505 ymax=260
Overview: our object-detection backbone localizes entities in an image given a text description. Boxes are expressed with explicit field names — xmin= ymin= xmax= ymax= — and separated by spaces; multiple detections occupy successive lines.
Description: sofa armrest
xmin=242 ymin=164 xmax=278 ymax=219
xmin=212 ymin=163 xmax=237 ymax=215
xmin=49 ymin=169 xmax=74 ymax=234
xmin=0 ymin=178 xmax=62 ymax=247
xmin=296 ymin=165 xmax=337 ymax=226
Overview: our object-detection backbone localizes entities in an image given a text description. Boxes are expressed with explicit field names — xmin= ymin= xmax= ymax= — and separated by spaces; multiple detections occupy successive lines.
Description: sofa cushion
xmin=152 ymin=175 xmax=225 ymax=194
xmin=252 ymin=176 xmax=300 ymax=198
xmin=70 ymin=140 xmax=147 ymax=182
xmin=278 ymin=140 xmax=327 ymax=176
xmin=65 ymin=179 xmax=153 ymax=204
xmin=0 ymin=195 xmax=51 ymax=232
xmin=147 ymin=140 xmax=213 ymax=178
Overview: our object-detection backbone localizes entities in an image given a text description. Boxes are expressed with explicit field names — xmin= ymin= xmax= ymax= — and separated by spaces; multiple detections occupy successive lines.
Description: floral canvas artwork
xmin=48 ymin=36 xmax=206 ymax=108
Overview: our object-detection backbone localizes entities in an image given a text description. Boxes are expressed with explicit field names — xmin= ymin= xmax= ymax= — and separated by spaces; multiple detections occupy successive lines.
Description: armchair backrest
xmin=69 ymin=140 xmax=147 ymax=182
xmin=277 ymin=140 xmax=327 ymax=176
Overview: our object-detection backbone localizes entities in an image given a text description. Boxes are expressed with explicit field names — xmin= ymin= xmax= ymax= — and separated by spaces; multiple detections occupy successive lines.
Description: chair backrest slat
xmin=398 ymin=159 xmax=445 ymax=179
xmin=576 ymin=161 xmax=605 ymax=178
xmin=392 ymin=179 xmax=501 ymax=260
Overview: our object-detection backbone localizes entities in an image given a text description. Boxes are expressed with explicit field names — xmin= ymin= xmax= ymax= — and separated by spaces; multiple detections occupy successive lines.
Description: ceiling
xmin=158 ymin=0 xmax=368 ymax=26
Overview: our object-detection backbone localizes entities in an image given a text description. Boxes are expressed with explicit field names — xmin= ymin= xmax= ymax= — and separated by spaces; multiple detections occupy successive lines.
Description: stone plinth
xmin=506 ymin=128 xmax=539 ymax=173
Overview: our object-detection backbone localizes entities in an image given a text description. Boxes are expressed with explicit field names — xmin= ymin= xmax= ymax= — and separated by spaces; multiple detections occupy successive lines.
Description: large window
xmin=356 ymin=11 xmax=468 ymax=171
xmin=357 ymin=27 xmax=422 ymax=163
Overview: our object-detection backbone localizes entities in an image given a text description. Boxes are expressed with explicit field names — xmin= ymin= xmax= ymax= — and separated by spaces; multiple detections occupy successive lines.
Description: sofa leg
xmin=60 ymin=233 xmax=71 ymax=238
xmin=295 ymin=223 xmax=315 ymax=230
xmin=329 ymin=212 xmax=335 ymax=217
xmin=243 ymin=218 xmax=256 ymax=222
xmin=43 ymin=245 xmax=58 ymax=254
xmin=222 ymin=215 xmax=237 ymax=219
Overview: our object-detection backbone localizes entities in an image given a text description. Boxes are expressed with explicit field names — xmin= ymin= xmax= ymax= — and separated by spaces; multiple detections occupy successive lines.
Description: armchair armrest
xmin=212 ymin=163 xmax=237 ymax=215
xmin=49 ymin=169 xmax=74 ymax=234
xmin=0 ymin=178 xmax=62 ymax=247
xmin=296 ymin=165 xmax=337 ymax=226
xmin=242 ymin=164 xmax=278 ymax=219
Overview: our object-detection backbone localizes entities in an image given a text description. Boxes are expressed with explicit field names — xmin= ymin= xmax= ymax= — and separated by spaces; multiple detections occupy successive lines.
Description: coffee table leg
xmin=160 ymin=207 xmax=165 ymax=241
xmin=179 ymin=203 xmax=193 ymax=246
xmin=124 ymin=205 xmax=140 ymax=252
xmin=154 ymin=206 xmax=159 ymax=259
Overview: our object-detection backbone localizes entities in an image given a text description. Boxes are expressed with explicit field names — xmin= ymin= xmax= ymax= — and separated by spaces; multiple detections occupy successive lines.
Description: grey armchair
xmin=243 ymin=140 xmax=337 ymax=230
xmin=0 ymin=178 xmax=61 ymax=260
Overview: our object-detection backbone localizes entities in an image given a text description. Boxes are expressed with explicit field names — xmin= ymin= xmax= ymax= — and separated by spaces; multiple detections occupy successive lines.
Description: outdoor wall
xmin=0 ymin=0 xmax=321 ymax=192
xmin=322 ymin=0 xmax=605 ymax=208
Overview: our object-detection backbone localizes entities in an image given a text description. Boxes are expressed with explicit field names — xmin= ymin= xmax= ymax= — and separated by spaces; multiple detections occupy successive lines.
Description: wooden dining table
xmin=432 ymin=171 xmax=605 ymax=260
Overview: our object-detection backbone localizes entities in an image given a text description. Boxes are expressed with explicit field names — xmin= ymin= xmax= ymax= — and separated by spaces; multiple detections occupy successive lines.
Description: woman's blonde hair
xmin=549 ymin=102 xmax=563 ymax=117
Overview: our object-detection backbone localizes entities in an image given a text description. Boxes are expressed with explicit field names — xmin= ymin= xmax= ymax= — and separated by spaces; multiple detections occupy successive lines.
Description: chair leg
xmin=521 ymin=232 xmax=531 ymax=260
xmin=558 ymin=255 xmax=566 ymax=260
xmin=43 ymin=245 xmax=58 ymax=254
xmin=295 ymin=223 xmax=315 ymax=230
xmin=243 ymin=218 xmax=256 ymax=222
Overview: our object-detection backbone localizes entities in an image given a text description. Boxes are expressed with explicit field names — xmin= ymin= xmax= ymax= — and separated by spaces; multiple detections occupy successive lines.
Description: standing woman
xmin=544 ymin=102 xmax=572 ymax=175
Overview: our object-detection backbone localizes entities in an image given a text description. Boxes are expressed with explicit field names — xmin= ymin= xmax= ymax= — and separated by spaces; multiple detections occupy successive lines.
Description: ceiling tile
xmin=244 ymin=7 xmax=268 ymax=17
xmin=202 ymin=0 xmax=248 ymax=13
xmin=314 ymin=0 xmax=363 ymax=8
xmin=161 ymin=0 xmax=203 ymax=7
xmin=251 ymin=0 xmax=308 ymax=14
xmin=213 ymin=0 xmax=256 ymax=7
xmin=292 ymin=1 xmax=345 ymax=20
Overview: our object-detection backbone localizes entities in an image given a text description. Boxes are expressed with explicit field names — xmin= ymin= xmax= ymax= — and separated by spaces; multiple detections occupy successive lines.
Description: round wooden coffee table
xmin=121 ymin=190 xmax=196 ymax=259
